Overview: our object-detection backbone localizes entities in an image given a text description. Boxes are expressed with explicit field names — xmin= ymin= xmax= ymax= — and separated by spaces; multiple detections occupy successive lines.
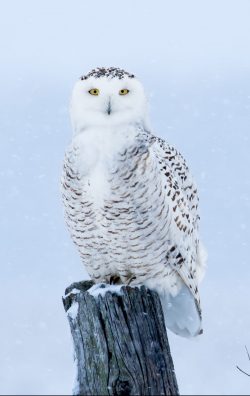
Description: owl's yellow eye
xmin=119 ymin=89 xmax=129 ymax=95
xmin=89 ymin=88 xmax=99 ymax=96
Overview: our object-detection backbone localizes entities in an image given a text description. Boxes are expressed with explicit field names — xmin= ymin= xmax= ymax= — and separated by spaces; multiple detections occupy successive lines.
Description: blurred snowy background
xmin=1 ymin=0 xmax=250 ymax=394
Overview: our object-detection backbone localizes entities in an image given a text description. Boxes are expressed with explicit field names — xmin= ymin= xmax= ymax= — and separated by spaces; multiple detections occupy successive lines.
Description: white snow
xmin=67 ymin=301 xmax=79 ymax=321
xmin=65 ymin=288 xmax=81 ymax=298
xmin=88 ymin=283 xmax=124 ymax=299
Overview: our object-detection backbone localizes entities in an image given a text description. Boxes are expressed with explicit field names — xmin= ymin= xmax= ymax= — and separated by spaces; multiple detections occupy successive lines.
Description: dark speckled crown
xmin=80 ymin=67 xmax=135 ymax=80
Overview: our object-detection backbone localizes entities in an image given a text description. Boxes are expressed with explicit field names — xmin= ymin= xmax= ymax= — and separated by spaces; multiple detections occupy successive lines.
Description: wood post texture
xmin=63 ymin=281 xmax=179 ymax=396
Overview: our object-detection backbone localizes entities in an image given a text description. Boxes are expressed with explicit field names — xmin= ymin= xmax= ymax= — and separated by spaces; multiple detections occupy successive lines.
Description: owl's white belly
xmin=62 ymin=128 xmax=183 ymax=295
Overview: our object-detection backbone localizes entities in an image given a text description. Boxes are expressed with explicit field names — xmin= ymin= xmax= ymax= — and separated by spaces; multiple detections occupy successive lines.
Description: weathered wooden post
xmin=63 ymin=280 xmax=179 ymax=396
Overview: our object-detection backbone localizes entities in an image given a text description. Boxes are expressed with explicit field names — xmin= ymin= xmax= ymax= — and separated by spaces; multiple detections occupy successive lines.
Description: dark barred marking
xmin=80 ymin=67 xmax=135 ymax=80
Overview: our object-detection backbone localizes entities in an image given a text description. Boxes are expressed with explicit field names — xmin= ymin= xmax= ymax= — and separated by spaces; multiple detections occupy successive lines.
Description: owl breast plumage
xmin=62 ymin=67 xmax=206 ymax=337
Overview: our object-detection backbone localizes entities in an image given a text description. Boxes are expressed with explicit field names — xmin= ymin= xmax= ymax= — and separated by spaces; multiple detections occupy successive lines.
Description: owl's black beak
xmin=107 ymin=99 xmax=112 ymax=115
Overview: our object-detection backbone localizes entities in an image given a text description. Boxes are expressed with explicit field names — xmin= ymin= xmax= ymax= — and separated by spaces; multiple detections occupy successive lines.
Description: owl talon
xmin=127 ymin=276 xmax=136 ymax=286
xmin=110 ymin=275 xmax=121 ymax=285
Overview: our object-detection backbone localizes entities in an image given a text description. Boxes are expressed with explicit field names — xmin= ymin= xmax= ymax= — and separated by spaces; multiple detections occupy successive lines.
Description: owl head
xmin=70 ymin=67 xmax=149 ymax=133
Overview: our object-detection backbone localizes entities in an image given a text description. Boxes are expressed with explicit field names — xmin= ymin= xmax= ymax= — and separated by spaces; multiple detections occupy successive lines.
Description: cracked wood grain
xmin=63 ymin=281 xmax=179 ymax=396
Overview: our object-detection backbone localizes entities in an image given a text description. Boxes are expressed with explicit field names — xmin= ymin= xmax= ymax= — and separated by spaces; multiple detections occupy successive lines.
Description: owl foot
xmin=127 ymin=275 xmax=137 ymax=286
xmin=109 ymin=275 xmax=122 ymax=285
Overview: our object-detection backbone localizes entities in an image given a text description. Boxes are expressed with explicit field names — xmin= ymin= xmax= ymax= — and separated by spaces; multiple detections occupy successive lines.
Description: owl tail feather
xmin=159 ymin=285 xmax=203 ymax=338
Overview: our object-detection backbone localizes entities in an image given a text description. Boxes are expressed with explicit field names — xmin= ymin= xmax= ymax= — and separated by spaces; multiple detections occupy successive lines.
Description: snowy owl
xmin=62 ymin=67 xmax=206 ymax=337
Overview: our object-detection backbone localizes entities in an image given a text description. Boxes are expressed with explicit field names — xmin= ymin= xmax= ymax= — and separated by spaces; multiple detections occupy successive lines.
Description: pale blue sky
xmin=1 ymin=0 xmax=250 ymax=80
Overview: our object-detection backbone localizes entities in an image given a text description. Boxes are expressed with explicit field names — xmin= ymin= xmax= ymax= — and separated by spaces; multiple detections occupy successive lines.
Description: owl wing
xmin=152 ymin=136 xmax=201 ymax=306
xmin=154 ymin=136 xmax=200 ymax=225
